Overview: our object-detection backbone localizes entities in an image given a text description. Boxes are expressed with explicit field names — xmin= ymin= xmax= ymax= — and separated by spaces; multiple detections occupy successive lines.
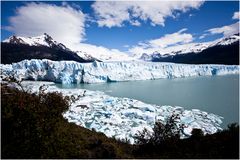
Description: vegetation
xmin=133 ymin=115 xmax=239 ymax=159
xmin=1 ymin=82 xmax=239 ymax=158
xmin=134 ymin=114 xmax=184 ymax=145
xmin=1 ymin=83 xmax=132 ymax=158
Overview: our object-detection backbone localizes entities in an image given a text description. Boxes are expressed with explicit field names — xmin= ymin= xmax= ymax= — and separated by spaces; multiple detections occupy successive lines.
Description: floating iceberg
xmin=1 ymin=59 xmax=239 ymax=84
xmin=19 ymin=81 xmax=223 ymax=144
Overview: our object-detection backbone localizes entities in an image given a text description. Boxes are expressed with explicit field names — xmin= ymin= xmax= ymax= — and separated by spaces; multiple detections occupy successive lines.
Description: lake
xmin=56 ymin=74 xmax=239 ymax=128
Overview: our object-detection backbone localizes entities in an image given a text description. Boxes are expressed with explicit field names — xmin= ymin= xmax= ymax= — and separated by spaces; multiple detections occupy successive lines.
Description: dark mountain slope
xmin=1 ymin=42 xmax=93 ymax=64
xmin=152 ymin=42 xmax=239 ymax=65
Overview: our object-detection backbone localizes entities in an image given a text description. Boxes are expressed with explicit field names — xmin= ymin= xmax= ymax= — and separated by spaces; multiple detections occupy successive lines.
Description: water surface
xmin=56 ymin=75 xmax=239 ymax=128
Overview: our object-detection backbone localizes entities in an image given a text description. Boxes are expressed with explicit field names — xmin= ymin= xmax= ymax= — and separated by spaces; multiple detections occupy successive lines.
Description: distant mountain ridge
xmin=137 ymin=34 xmax=239 ymax=65
xmin=1 ymin=33 xmax=95 ymax=64
xmin=2 ymin=33 xmax=133 ymax=63
xmin=1 ymin=33 xmax=239 ymax=65
xmin=3 ymin=33 xmax=69 ymax=51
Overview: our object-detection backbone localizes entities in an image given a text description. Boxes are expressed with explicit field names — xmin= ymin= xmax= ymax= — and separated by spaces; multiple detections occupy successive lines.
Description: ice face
xmin=19 ymin=81 xmax=223 ymax=144
xmin=1 ymin=59 xmax=239 ymax=84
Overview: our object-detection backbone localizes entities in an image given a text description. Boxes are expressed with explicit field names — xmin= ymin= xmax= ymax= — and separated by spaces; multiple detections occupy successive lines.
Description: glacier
xmin=1 ymin=59 xmax=239 ymax=84
xmin=16 ymin=81 xmax=223 ymax=144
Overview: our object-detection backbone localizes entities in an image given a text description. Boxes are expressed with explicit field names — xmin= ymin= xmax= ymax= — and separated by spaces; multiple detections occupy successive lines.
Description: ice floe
xmin=18 ymin=81 xmax=224 ymax=144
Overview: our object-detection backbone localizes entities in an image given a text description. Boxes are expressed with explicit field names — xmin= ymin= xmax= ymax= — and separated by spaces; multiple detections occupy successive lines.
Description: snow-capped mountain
xmin=2 ymin=33 xmax=134 ymax=62
xmin=140 ymin=34 xmax=239 ymax=58
xmin=1 ymin=34 xmax=93 ymax=64
xmin=3 ymin=33 xmax=69 ymax=51
xmin=136 ymin=42 xmax=211 ymax=60
xmin=75 ymin=49 xmax=134 ymax=62
xmin=137 ymin=34 xmax=239 ymax=65
xmin=2 ymin=33 xmax=239 ymax=64
xmin=214 ymin=34 xmax=240 ymax=46
xmin=72 ymin=43 xmax=135 ymax=62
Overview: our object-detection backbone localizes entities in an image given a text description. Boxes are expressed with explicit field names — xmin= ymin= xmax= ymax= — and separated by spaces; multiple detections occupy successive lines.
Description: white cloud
xmin=189 ymin=13 xmax=194 ymax=17
xmin=92 ymin=1 xmax=204 ymax=27
xmin=207 ymin=22 xmax=239 ymax=37
xmin=200 ymin=11 xmax=240 ymax=39
xmin=233 ymin=11 xmax=240 ymax=20
xmin=130 ymin=20 xmax=141 ymax=26
xmin=5 ymin=2 xmax=85 ymax=48
xmin=128 ymin=46 xmax=156 ymax=57
xmin=199 ymin=33 xmax=207 ymax=39
xmin=149 ymin=28 xmax=193 ymax=48
xmin=72 ymin=43 xmax=133 ymax=61
xmin=128 ymin=28 xmax=194 ymax=56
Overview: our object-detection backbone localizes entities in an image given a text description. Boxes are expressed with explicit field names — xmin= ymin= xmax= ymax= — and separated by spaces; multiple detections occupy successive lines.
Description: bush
xmin=1 ymin=84 xmax=132 ymax=158
xmin=191 ymin=128 xmax=204 ymax=139
xmin=135 ymin=114 xmax=183 ymax=145
xmin=134 ymin=113 xmax=239 ymax=159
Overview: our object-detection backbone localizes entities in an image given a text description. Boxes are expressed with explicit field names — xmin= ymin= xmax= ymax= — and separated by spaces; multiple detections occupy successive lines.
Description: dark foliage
xmin=1 ymin=84 xmax=132 ymax=158
xmin=135 ymin=114 xmax=184 ymax=145
xmin=152 ymin=41 xmax=239 ymax=65
xmin=1 ymin=42 xmax=94 ymax=64
xmin=134 ymin=117 xmax=239 ymax=159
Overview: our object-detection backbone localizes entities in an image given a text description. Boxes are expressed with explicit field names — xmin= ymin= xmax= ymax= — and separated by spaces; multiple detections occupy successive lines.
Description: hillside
xmin=138 ymin=34 xmax=240 ymax=65
xmin=1 ymin=34 xmax=132 ymax=63
xmin=151 ymin=41 xmax=239 ymax=65
xmin=1 ymin=34 xmax=94 ymax=64
xmin=1 ymin=42 xmax=93 ymax=64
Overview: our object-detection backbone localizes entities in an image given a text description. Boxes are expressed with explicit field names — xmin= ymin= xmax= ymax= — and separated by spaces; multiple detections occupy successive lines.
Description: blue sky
xmin=1 ymin=1 xmax=239 ymax=53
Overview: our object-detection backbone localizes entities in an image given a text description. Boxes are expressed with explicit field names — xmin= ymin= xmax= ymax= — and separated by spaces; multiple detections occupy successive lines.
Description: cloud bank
xmin=128 ymin=28 xmax=194 ymax=56
xmin=92 ymin=1 xmax=204 ymax=27
xmin=207 ymin=22 xmax=239 ymax=37
xmin=232 ymin=11 xmax=240 ymax=20
xmin=199 ymin=11 xmax=239 ymax=39
xmin=148 ymin=28 xmax=193 ymax=48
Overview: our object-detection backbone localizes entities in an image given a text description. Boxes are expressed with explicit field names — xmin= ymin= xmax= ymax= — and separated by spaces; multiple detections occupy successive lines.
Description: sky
xmin=1 ymin=1 xmax=239 ymax=55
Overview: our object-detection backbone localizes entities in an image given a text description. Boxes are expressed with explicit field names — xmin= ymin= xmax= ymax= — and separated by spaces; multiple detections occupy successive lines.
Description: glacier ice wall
xmin=1 ymin=59 xmax=239 ymax=84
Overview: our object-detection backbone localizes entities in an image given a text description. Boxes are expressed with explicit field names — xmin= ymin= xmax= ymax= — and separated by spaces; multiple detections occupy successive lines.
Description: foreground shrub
xmin=1 ymin=84 xmax=132 ymax=158
xmin=134 ymin=116 xmax=239 ymax=159
xmin=135 ymin=114 xmax=183 ymax=146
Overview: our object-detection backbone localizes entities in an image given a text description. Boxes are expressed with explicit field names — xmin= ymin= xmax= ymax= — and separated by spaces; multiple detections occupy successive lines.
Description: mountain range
xmin=1 ymin=33 xmax=239 ymax=65
xmin=138 ymin=34 xmax=239 ymax=65
xmin=1 ymin=33 xmax=94 ymax=64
